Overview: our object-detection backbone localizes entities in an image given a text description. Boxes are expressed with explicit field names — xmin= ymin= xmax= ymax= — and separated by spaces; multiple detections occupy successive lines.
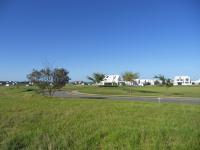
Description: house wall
xmin=100 ymin=75 xmax=121 ymax=85
xmin=100 ymin=74 xmax=198 ymax=86
xmin=191 ymin=79 xmax=200 ymax=85
xmin=174 ymin=76 xmax=191 ymax=85
xmin=135 ymin=79 xmax=155 ymax=86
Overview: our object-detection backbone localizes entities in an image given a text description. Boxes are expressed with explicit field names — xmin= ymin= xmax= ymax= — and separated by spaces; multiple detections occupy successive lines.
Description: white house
xmin=135 ymin=79 xmax=155 ymax=86
xmin=124 ymin=81 xmax=136 ymax=86
xmin=100 ymin=75 xmax=160 ymax=86
xmin=99 ymin=74 xmax=198 ymax=86
xmin=191 ymin=79 xmax=200 ymax=85
xmin=173 ymin=76 xmax=191 ymax=85
xmin=100 ymin=75 xmax=122 ymax=86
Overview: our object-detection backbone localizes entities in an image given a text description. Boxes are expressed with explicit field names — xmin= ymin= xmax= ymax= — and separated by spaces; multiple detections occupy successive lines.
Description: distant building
xmin=95 ymin=74 xmax=198 ymax=86
xmin=173 ymin=76 xmax=191 ymax=86
xmin=71 ymin=81 xmax=87 ymax=85
xmin=100 ymin=75 xmax=169 ymax=86
xmin=4 ymin=81 xmax=17 ymax=87
xmin=191 ymin=79 xmax=200 ymax=85
xmin=124 ymin=81 xmax=136 ymax=86
xmin=100 ymin=75 xmax=158 ymax=86
xmin=100 ymin=75 xmax=122 ymax=86
xmin=135 ymin=79 xmax=156 ymax=86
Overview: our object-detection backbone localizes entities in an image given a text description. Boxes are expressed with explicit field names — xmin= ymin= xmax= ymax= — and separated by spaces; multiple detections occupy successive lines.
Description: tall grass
xmin=0 ymin=87 xmax=199 ymax=149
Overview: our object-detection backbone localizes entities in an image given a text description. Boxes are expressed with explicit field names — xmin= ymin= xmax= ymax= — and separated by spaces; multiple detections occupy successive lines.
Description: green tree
xmin=122 ymin=72 xmax=139 ymax=85
xmin=27 ymin=67 xmax=70 ymax=96
xmin=87 ymin=73 xmax=105 ymax=84
xmin=165 ymin=78 xmax=173 ymax=89
xmin=154 ymin=74 xmax=173 ymax=94
xmin=154 ymin=74 xmax=173 ymax=87
xmin=122 ymin=71 xmax=139 ymax=95
xmin=154 ymin=80 xmax=161 ymax=86
xmin=53 ymin=68 xmax=70 ymax=89
xmin=154 ymin=74 xmax=166 ymax=85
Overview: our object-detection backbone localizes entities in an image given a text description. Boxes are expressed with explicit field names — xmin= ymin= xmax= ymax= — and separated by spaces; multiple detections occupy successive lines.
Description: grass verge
xmin=0 ymin=87 xmax=199 ymax=149
xmin=64 ymin=85 xmax=200 ymax=98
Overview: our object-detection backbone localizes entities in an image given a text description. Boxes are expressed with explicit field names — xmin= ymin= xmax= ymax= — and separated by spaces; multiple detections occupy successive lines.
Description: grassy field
xmin=0 ymin=87 xmax=200 ymax=150
xmin=64 ymin=85 xmax=200 ymax=98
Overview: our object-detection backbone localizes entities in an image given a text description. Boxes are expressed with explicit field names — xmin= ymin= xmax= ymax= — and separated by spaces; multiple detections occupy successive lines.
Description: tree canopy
xmin=154 ymin=74 xmax=173 ymax=88
xmin=27 ymin=67 xmax=70 ymax=96
xmin=87 ymin=73 xmax=105 ymax=84
xmin=122 ymin=72 xmax=139 ymax=82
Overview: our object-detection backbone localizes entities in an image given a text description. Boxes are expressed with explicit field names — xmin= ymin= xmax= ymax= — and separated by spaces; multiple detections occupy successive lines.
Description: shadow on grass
xmin=173 ymin=93 xmax=184 ymax=96
xmin=122 ymin=88 xmax=160 ymax=94
xmin=22 ymin=88 xmax=35 ymax=92
xmin=79 ymin=97 xmax=106 ymax=99
xmin=136 ymin=90 xmax=160 ymax=94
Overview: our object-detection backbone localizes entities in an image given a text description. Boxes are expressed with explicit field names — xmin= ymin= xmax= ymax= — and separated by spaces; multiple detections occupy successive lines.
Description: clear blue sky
xmin=0 ymin=0 xmax=199 ymax=81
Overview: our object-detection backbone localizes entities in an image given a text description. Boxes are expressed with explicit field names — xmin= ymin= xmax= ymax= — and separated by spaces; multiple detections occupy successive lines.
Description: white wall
xmin=100 ymin=75 xmax=121 ymax=85
xmin=174 ymin=76 xmax=191 ymax=85
xmin=191 ymin=79 xmax=200 ymax=85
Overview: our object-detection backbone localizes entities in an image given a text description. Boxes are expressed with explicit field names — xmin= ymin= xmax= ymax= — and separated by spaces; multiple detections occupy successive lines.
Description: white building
xmin=100 ymin=75 xmax=122 ymax=86
xmin=100 ymin=75 xmax=161 ymax=86
xmin=191 ymin=79 xmax=200 ymax=85
xmin=135 ymin=79 xmax=156 ymax=86
xmin=124 ymin=81 xmax=136 ymax=86
xmin=173 ymin=76 xmax=191 ymax=86
xmin=99 ymin=74 xmax=198 ymax=86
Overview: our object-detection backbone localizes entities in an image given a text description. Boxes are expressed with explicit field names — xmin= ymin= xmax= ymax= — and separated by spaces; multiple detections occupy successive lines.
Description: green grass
xmin=64 ymin=85 xmax=200 ymax=98
xmin=0 ymin=87 xmax=200 ymax=149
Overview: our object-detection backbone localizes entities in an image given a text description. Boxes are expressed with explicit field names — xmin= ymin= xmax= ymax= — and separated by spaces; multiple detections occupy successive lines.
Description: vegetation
xmin=87 ymin=73 xmax=105 ymax=84
xmin=27 ymin=67 xmax=70 ymax=96
xmin=0 ymin=87 xmax=199 ymax=149
xmin=122 ymin=72 xmax=139 ymax=95
xmin=122 ymin=71 xmax=139 ymax=85
xmin=154 ymin=74 xmax=173 ymax=88
xmin=64 ymin=85 xmax=200 ymax=98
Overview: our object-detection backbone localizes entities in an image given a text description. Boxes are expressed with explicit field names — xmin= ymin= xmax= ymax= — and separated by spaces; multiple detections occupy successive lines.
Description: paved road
xmin=53 ymin=91 xmax=200 ymax=105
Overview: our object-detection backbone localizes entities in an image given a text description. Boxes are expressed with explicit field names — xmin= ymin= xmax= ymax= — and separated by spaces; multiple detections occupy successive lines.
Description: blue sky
xmin=0 ymin=0 xmax=200 ymax=81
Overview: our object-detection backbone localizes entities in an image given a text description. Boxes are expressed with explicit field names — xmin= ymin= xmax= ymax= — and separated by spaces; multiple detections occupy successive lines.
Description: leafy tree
xmin=122 ymin=71 xmax=139 ymax=95
xmin=154 ymin=80 xmax=161 ymax=86
xmin=27 ymin=69 xmax=41 ymax=84
xmin=154 ymin=74 xmax=166 ymax=85
xmin=53 ymin=68 xmax=70 ymax=89
xmin=154 ymin=74 xmax=173 ymax=88
xmin=154 ymin=74 xmax=173 ymax=97
xmin=87 ymin=73 xmax=105 ymax=84
xmin=27 ymin=67 xmax=70 ymax=96
xmin=165 ymin=78 xmax=173 ymax=88
xmin=122 ymin=72 xmax=139 ymax=85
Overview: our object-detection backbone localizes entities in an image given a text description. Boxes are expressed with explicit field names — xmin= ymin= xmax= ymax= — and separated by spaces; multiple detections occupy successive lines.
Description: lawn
xmin=64 ymin=85 xmax=200 ymax=98
xmin=0 ymin=87 xmax=200 ymax=149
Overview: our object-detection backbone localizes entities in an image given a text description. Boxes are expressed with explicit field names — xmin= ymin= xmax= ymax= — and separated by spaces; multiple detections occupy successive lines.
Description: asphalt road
xmin=53 ymin=91 xmax=200 ymax=105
